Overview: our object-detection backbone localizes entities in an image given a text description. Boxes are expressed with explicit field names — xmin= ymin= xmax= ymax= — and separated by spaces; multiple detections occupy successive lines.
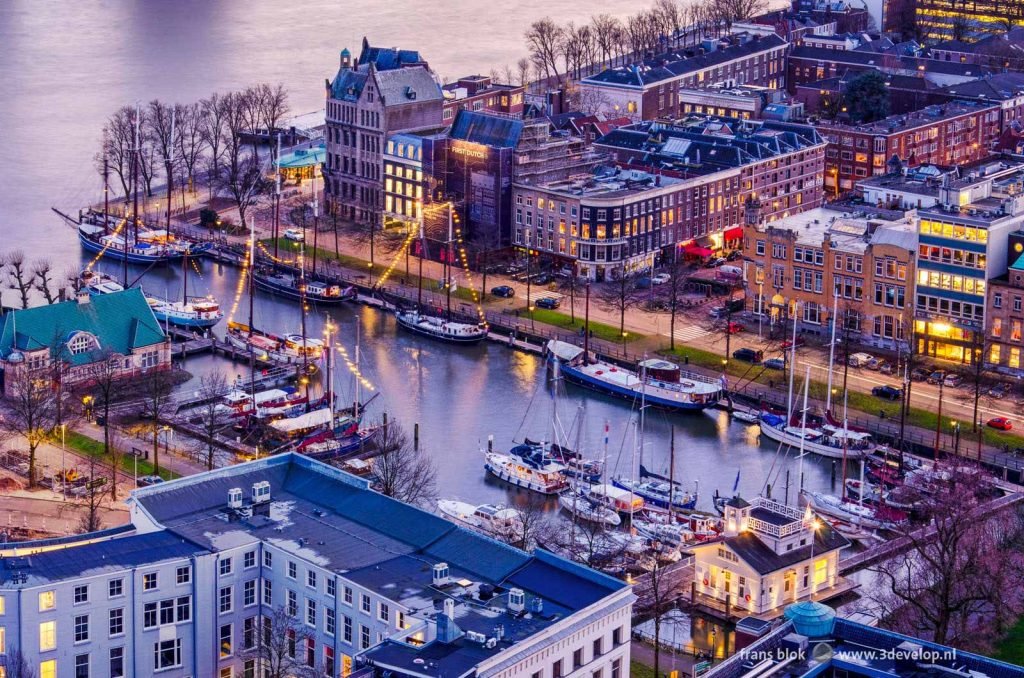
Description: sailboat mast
xmin=840 ymin=391 xmax=850 ymax=501
xmin=312 ymin=173 xmax=320 ymax=277
xmin=446 ymin=204 xmax=453 ymax=318
xmin=182 ymin=249 xmax=188 ymax=303
xmin=248 ymin=216 xmax=256 ymax=334
xmin=326 ymin=320 xmax=335 ymax=422
xmin=797 ymin=366 xmax=810 ymax=500
xmin=583 ymin=283 xmax=590 ymax=365
xmin=417 ymin=214 xmax=425 ymax=309
xmin=786 ymin=304 xmax=798 ymax=422
xmin=274 ymin=133 xmax=282 ymax=259
xmin=103 ymin=146 xmax=110 ymax=236
xmin=132 ymin=102 xmax=141 ymax=243
xmin=299 ymin=241 xmax=309 ymax=379
xmin=668 ymin=425 xmax=676 ymax=524
xmin=354 ymin=318 xmax=361 ymax=419
xmin=826 ymin=289 xmax=839 ymax=412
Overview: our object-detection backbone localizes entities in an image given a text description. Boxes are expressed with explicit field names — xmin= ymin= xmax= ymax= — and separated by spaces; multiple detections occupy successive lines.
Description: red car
xmin=987 ymin=417 xmax=1013 ymax=431
xmin=726 ymin=322 xmax=743 ymax=334
xmin=781 ymin=336 xmax=806 ymax=349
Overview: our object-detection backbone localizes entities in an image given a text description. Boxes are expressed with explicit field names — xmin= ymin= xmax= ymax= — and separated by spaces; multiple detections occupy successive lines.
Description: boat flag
xmin=732 ymin=470 xmax=741 ymax=493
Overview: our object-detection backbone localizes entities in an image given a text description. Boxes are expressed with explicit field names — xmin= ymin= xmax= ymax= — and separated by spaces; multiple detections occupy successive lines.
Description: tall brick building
xmin=324 ymin=40 xmax=444 ymax=227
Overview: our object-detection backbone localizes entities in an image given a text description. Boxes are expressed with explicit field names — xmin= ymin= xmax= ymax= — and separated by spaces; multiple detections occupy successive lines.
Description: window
xmin=220 ymin=558 xmax=233 ymax=577
xmin=1015 ymin=296 xmax=1022 ymax=313
xmin=158 ymin=599 xmax=174 ymax=625
xmin=287 ymin=590 xmax=298 ymax=617
xmin=219 ymin=586 xmax=232 ymax=614
xmin=573 ymin=648 xmax=584 ymax=668
xmin=243 ymin=660 xmax=256 ymax=678
xmin=993 ymin=318 xmax=1003 ymax=338
xmin=109 ymin=608 xmax=124 ymax=636
xmin=306 ymin=638 xmax=316 ymax=667
xmin=154 ymin=639 xmax=182 ymax=670
xmin=74 ymin=585 xmax=89 ymax=605
xmin=175 ymin=566 xmax=190 ymax=585
xmin=553 ymin=659 xmax=564 ymax=678
xmin=613 ymin=626 xmax=624 ymax=646
xmin=39 ymin=620 xmax=56 ymax=651
xmin=306 ymin=599 xmax=317 ymax=627
xmin=74 ymin=614 xmax=89 ymax=643
xmin=109 ymin=647 xmax=124 ymax=678
xmin=263 ymin=551 xmax=273 ymax=568
xmin=344 ymin=615 xmax=353 ymax=643
xmin=326 ymin=607 xmax=336 ymax=636
xmin=40 ymin=660 xmax=56 ymax=678
xmin=361 ymin=594 xmax=371 ymax=614
xmin=263 ymin=579 xmax=273 ymax=606
xmin=108 ymin=578 xmax=124 ymax=598
xmin=39 ymin=590 xmax=56 ymax=611
xmin=287 ymin=630 xmax=297 ymax=658
xmin=378 ymin=602 xmax=390 ymax=623
xmin=176 ymin=596 xmax=191 ymax=622
xmin=325 ymin=647 xmax=336 ymax=676
xmin=612 ymin=658 xmax=622 ymax=678
xmin=327 ymin=579 xmax=336 ymax=598
xmin=244 ymin=580 xmax=256 ymax=607
xmin=307 ymin=570 xmax=317 ymax=589
xmin=360 ymin=625 xmax=370 ymax=650
xmin=144 ymin=603 xmax=157 ymax=629
xmin=220 ymin=623 xmax=233 ymax=658
xmin=220 ymin=669 xmax=233 ymax=678
xmin=244 ymin=551 xmax=256 ymax=571
xmin=344 ymin=587 xmax=353 ymax=606
xmin=75 ymin=654 xmax=89 ymax=678
xmin=288 ymin=562 xmax=297 ymax=580
xmin=143 ymin=573 xmax=157 ymax=591
xmin=756 ymin=239 xmax=766 ymax=255
xmin=995 ymin=292 xmax=1003 ymax=309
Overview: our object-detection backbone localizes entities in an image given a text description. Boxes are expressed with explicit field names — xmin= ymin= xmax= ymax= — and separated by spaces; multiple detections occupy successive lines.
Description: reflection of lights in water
xmin=509 ymin=352 xmax=540 ymax=391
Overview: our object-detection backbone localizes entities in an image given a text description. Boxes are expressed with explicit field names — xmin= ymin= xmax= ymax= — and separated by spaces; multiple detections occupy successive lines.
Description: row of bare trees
xmin=98 ymin=83 xmax=288 ymax=231
xmin=521 ymin=0 xmax=766 ymax=86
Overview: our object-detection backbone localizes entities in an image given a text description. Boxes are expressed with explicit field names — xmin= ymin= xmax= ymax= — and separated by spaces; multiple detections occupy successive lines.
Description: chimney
xmin=227 ymin=487 xmax=243 ymax=509
xmin=444 ymin=598 xmax=455 ymax=620
xmin=76 ymin=289 xmax=91 ymax=305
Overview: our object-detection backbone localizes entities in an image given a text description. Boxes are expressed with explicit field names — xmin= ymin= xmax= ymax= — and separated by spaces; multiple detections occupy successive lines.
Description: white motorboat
xmin=558 ymin=491 xmax=621 ymax=526
xmin=437 ymin=500 xmax=524 ymax=541
xmin=484 ymin=452 xmax=568 ymax=495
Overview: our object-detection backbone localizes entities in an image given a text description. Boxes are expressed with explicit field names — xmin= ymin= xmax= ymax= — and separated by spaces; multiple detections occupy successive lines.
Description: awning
xmin=724 ymin=226 xmax=743 ymax=241
xmin=683 ymin=244 xmax=714 ymax=257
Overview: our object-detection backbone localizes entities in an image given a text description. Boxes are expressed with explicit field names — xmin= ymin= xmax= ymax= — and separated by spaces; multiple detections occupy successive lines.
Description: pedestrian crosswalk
xmin=669 ymin=324 xmax=710 ymax=343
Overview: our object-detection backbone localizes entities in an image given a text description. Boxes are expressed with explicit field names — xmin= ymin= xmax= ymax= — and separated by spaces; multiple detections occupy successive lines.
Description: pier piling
xmin=414 ymin=423 xmax=419 ymax=451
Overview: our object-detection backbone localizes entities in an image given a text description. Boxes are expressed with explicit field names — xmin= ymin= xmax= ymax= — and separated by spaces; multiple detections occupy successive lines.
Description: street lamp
xmin=622 ymin=331 xmax=629 ymax=354
xmin=161 ymin=426 xmax=173 ymax=475
xmin=60 ymin=423 xmax=66 ymax=501
xmin=952 ymin=420 xmax=961 ymax=458
xmin=808 ymin=518 xmax=821 ymax=599
xmin=529 ymin=305 xmax=535 ymax=331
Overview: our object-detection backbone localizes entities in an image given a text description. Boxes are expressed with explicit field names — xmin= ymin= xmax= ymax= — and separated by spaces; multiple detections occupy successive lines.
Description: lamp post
xmin=808 ymin=518 xmax=820 ymax=600
xmin=952 ymin=420 xmax=961 ymax=458
xmin=529 ymin=305 xmax=535 ymax=331
xmin=161 ymin=426 xmax=173 ymax=473
xmin=60 ymin=423 xmax=66 ymax=501
xmin=622 ymin=331 xmax=629 ymax=354
xmin=758 ymin=280 xmax=764 ymax=340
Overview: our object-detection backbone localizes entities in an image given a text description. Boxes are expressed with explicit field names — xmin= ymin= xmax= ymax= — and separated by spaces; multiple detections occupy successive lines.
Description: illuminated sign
xmin=452 ymin=142 xmax=487 ymax=159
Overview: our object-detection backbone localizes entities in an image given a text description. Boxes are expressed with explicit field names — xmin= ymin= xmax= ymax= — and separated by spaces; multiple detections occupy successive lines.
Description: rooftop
xmin=752 ymin=206 xmax=917 ymax=251
xmin=939 ymin=72 xmax=1024 ymax=102
xmin=790 ymin=45 xmax=994 ymax=77
xmin=449 ymin=110 xmax=524 ymax=148
xmin=582 ymin=34 xmax=787 ymax=89
xmin=813 ymin=100 xmax=998 ymax=135
xmin=523 ymin=167 xmax=681 ymax=200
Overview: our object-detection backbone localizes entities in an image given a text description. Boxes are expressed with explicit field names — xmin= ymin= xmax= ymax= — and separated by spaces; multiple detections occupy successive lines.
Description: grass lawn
xmin=630 ymin=660 xmax=657 ymax=678
xmin=523 ymin=307 xmax=646 ymax=343
xmin=995 ymin=616 xmax=1024 ymax=665
xmin=660 ymin=347 xmax=1024 ymax=449
xmin=65 ymin=430 xmax=177 ymax=481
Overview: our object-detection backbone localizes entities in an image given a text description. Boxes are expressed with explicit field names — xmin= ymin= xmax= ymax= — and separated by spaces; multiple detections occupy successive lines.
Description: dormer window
xmin=67 ymin=332 xmax=99 ymax=355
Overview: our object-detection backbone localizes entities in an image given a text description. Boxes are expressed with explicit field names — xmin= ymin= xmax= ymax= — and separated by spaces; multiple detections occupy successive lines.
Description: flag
xmin=803 ymin=504 xmax=813 ymax=525
xmin=732 ymin=470 xmax=741 ymax=493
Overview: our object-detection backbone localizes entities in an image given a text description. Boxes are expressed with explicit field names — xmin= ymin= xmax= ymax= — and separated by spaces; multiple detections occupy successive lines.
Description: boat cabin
xmin=589 ymin=484 xmax=645 ymax=513
xmin=638 ymin=358 xmax=681 ymax=383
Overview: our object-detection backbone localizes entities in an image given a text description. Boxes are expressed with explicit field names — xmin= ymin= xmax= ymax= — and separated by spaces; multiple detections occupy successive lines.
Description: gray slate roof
xmin=376 ymin=66 xmax=442 ymax=106
xmin=723 ymin=523 xmax=849 ymax=575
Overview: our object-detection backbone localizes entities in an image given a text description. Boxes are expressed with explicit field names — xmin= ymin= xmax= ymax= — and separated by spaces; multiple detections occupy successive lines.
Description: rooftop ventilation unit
xmin=433 ymin=562 xmax=450 ymax=587
xmin=508 ymin=588 xmax=525 ymax=613
xmin=228 ymin=488 xmax=243 ymax=509
xmin=252 ymin=481 xmax=271 ymax=505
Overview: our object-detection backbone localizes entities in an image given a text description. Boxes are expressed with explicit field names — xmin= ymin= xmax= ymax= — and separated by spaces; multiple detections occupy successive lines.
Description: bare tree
xmin=596 ymin=273 xmax=640 ymax=338
xmin=662 ymin=252 xmax=689 ymax=350
xmin=371 ymin=420 xmax=437 ymax=507
xmin=32 ymin=259 xmax=63 ymax=304
xmin=501 ymin=492 xmax=558 ymax=551
xmin=640 ymin=562 xmax=688 ymax=678
xmin=4 ymin=251 xmax=33 ymax=309
xmin=191 ymin=372 xmax=232 ymax=471
xmin=147 ymin=99 xmax=177 ymax=213
xmin=255 ymin=83 xmax=290 ymax=150
xmin=557 ymin=274 xmax=585 ymax=323
xmin=654 ymin=0 xmax=684 ymax=47
xmin=591 ymin=15 xmax=623 ymax=68
xmin=516 ymin=57 xmax=532 ymax=87
xmin=526 ymin=18 xmax=566 ymax=85
xmin=200 ymin=92 xmax=229 ymax=192
xmin=76 ymin=451 xmax=105 ymax=534
xmin=0 ymin=360 xmax=61 ymax=487
xmin=139 ymin=368 xmax=176 ymax=474
xmin=175 ymin=101 xmax=206 ymax=195
xmin=99 ymin=107 xmax=137 ymax=199
xmin=84 ymin=351 xmax=125 ymax=500
xmin=242 ymin=607 xmax=321 ymax=678
xmin=864 ymin=464 xmax=1024 ymax=649
xmin=217 ymin=90 xmax=271 ymax=232
xmin=2 ymin=647 xmax=37 ymax=678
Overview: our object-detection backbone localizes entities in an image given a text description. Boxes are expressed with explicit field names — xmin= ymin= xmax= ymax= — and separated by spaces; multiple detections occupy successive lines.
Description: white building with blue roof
xmin=1 ymin=453 xmax=633 ymax=678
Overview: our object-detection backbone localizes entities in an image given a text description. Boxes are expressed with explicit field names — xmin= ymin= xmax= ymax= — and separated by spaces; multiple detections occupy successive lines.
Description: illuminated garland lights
xmin=226 ymin=249 xmax=251 ymax=323
xmin=83 ymin=217 xmax=130 ymax=272
xmin=335 ymin=343 xmax=375 ymax=392
xmin=451 ymin=211 xmax=488 ymax=327
xmin=257 ymin=240 xmax=299 ymax=266
xmin=373 ymin=229 xmax=415 ymax=289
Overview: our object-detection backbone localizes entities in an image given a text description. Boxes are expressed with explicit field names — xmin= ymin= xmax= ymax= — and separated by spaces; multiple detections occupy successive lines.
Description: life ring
xmin=610 ymin=367 xmax=617 ymax=372
xmin=596 ymin=370 xmax=603 ymax=375
xmin=745 ymin=594 xmax=751 ymax=602
xmin=703 ymin=578 xmax=709 ymax=586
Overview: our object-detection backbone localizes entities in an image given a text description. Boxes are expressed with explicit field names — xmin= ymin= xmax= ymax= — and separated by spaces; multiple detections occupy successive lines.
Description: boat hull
xmin=79 ymin=231 xmax=184 ymax=264
xmin=254 ymin=275 xmax=354 ymax=305
xmin=225 ymin=331 xmax=322 ymax=374
xmin=395 ymin=311 xmax=487 ymax=345
xmin=484 ymin=456 xmax=566 ymax=495
xmin=556 ymin=360 xmax=717 ymax=412
xmin=609 ymin=478 xmax=698 ymax=510
xmin=153 ymin=310 xmax=221 ymax=329
xmin=759 ymin=421 xmax=872 ymax=459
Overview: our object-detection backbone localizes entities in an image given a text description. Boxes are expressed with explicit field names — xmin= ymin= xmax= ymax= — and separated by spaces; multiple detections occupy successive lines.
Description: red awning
xmin=724 ymin=226 xmax=743 ymax=241
xmin=683 ymin=244 xmax=714 ymax=257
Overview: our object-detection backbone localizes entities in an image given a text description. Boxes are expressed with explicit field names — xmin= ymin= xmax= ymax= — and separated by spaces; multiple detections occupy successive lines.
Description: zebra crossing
xmin=669 ymin=323 xmax=710 ymax=344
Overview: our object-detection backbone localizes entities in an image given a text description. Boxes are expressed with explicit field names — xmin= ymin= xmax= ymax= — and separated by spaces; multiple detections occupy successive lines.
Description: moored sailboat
xmin=558 ymin=490 xmax=621 ymax=526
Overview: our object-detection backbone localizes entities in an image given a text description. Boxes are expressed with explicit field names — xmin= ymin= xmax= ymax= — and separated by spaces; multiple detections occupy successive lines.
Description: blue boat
xmin=546 ymin=340 xmax=722 ymax=412
xmin=78 ymin=223 xmax=189 ymax=264
xmin=611 ymin=473 xmax=698 ymax=511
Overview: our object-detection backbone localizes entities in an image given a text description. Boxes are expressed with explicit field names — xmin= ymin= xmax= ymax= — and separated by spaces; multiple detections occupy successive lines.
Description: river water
xmin=0 ymin=1 xmax=837 ymax=508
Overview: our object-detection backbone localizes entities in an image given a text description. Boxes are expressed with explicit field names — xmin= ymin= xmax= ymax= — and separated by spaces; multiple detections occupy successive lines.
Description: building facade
xmin=916 ymin=0 xmax=1024 ymax=42
xmin=577 ymin=34 xmax=788 ymax=121
xmin=323 ymin=40 xmax=444 ymax=228
xmin=0 ymin=288 xmax=170 ymax=398
xmin=0 ymin=454 xmax=633 ymax=678
xmin=984 ymin=236 xmax=1024 ymax=375
xmin=441 ymin=76 xmax=524 ymax=123
xmin=815 ymin=101 xmax=1001 ymax=196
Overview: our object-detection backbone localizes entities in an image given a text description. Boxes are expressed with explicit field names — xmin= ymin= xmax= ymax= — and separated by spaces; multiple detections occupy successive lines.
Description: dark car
xmin=533 ymin=274 xmax=552 ymax=286
xmin=781 ymin=336 xmax=806 ymax=350
xmin=732 ymin=348 xmax=763 ymax=363
xmin=137 ymin=475 xmax=165 ymax=487
xmin=764 ymin=357 xmax=786 ymax=370
xmin=911 ymin=367 xmax=930 ymax=382
xmin=535 ymin=297 xmax=561 ymax=310
xmin=872 ymin=385 xmax=903 ymax=401
xmin=490 ymin=285 xmax=515 ymax=298
xmin=988 ymin=383 xmax=1010 ymax=399
xmin=927 ymin=370 xmax=946 ymax=385
xmin=634 ymin=276 xmax=653 ymax=289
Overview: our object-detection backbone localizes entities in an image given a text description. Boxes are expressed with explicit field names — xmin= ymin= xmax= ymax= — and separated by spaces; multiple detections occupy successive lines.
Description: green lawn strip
xmin=64 ymin=431 xmax=178 ymax=481
xmin=660 ymin=347 xmax=1024 ymax=449
xmin=522 ymin=307 xmax=646 ymax=342
xmin=995 ymin=615 xmax=1024 ymax=665
xmin=629 ymin=660 xmax=657 ymax=678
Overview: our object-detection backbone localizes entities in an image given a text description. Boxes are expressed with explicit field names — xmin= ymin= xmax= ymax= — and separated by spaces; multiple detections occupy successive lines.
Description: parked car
xmin=764 ymin=357 xmax=786 ymax=370
xmin=137 ymin=475 xmax=165 ymax=487
xmin=988 ymin=383 xmax=1010 ymax=399
xmin=732 ymin=348 xmax=763 ymax=363
xmin=490 ymin=285 xmax=515 ymax=298
xmin=635 ymin=276 xmax=653 ymax=289
xmin=533 ymin=273 xmax=552 ymax=286
xmin=652 ymin=273 xmax=672 ymax=285
xmin=781 ymin=336 xmax=806 ymax=350
xmin=943 ymin=373 xmax=963 ymax=387
xmin=725 ymin=321 xmax=744 ymax=334
xmin=879 ymin=361 xmax=897 ymax=375
xmin=283 ymin=228 xmax=304 ymax=241
xmin=535 ymin=297 xmax=561 ymax=310
xmin=910 ymin=367 xmax=930 ymax=382
xmin=704 ymin=257 xmax=727 ymax=268
xmin=872 ymin=385 xmax=903 ymax=401
xmin=865 ymin=358 xmax=883 ymax=371
xmin=848 ymin=352 xmax=875 ymax=367
xmin=926 ymin=370 xmax=945 ymax=385
xmin=709 ymin=299 xmax=745 ymax=318
xmin=987 ymin=417 xmax=1013 ymax=431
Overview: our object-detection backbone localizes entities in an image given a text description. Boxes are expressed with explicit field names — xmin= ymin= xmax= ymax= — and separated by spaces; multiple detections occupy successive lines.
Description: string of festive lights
xmin=334 ymin=343 xmax=375 ymax=392
xmin=451 ymin=210 xmax=488 ymax=327
xmin=373 ymin=229 xmax=415 ymax=289
xmin=83 ymin=217 xmax=130 ymax=272
xmin=226 ymin=248 xmax=251 ymax=323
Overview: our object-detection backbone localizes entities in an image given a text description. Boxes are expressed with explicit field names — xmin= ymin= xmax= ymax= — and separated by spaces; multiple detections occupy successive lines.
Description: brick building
xmin=985 ymin=231 xmax=1024 ymax=376
xmin=742 ymin=206 xmax=917 ymax=349
xmin=814 ymin=101 xmax=1001 ymax=196
xmin=577 ymin=34 xmax=788 ymax=121
xmin=441 ymin=75 xmax=525 ymax=123
xmin=787 ymin=47 xmax=992 ymax=93
xmin=677 ymin=84 xmax=789 ymax=119
xmin=917 ymin=0 xmax=1024 ymax=42
xmin=594 ymin=117 xmax=827 ymax=249
xmin=324 ymin=40 xmax=444 ymax=228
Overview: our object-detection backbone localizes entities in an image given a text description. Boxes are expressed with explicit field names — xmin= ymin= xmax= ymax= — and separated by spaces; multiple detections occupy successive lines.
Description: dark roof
xmin=364 ymin=638 xmax=492 ymax=678
xmin=723 ymin=523 xmax=849 ymax=575
xmin=376 ymin=66 xmax=443 ymax=106
xmin=584 ymin=34 xmax=787 ymax=89
xmin=725 ymin=496 xmax=751 ymax=509
xmin=0 ymin=288 xmax=165 ymax=364
xmin=939 ymin=72 xmax=1024 ymax=101
xmin=790 ymin=46 xmax=994 ymax=77
xmin=449 ymin=110 xmax=524 ymax=148
xmin=0 ymin=531 xmax=206 ymax=587
xmin=357 ymin=38 xmax=426 ymax=71
xmin=749 ymin=506 xmax=794 ymax=526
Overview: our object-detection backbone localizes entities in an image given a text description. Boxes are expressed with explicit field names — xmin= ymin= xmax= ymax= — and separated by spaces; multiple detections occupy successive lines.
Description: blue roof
xmin=358 ymin=39 xmax=426 ymax=72
xmin=449 ymin=110 xmax=524 ymax=148
xmin=784 ymin=601 xmax=836 ymax=638
xmin=1 ymin=531 xmax=206 ymax=587
xmin=1011 ymin=253 xmax=1024 ymax=271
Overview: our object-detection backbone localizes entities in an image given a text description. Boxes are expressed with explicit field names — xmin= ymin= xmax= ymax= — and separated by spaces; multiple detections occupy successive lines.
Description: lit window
xmin=39 ymin=591 xmax=56 ymax=611
xmin=40 ymin=660 xmax=57 ymax=678
xmin=40 ymin=621 xmax=57 ymax=651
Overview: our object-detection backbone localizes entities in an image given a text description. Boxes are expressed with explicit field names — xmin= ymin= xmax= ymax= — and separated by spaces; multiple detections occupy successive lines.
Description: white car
xmin=651 ymin=273 xmax=672 ymax=285
xmin=848 ymin=352 xmax=875 ymax=367
xmin=284 ymin=228 xmax=305 ymax=242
